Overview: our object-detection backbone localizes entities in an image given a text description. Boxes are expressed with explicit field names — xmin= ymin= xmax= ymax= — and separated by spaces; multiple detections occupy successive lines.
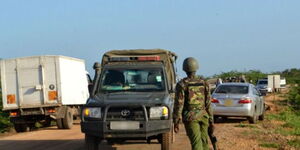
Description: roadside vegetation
xmin=0 ymin=81 xmax=12 ymax=133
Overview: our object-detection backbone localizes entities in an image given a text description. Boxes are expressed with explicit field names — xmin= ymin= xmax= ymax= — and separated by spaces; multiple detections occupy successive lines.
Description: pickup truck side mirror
xmin=88 ymin=84 xmax=93 ymax=95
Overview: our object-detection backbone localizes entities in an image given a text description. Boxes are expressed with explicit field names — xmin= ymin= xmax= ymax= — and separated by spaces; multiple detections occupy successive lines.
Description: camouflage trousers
xmin=184 ymin=117 xmax=209 ymax=150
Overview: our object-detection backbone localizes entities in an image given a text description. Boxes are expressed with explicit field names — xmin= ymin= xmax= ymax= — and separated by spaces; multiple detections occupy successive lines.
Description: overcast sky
xmin=0 ymin=0 xmax=299 ymax=77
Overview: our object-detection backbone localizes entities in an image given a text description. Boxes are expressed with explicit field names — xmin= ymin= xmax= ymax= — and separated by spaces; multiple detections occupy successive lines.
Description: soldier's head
xmin=183 ymin=57 xmax=199 ymax=76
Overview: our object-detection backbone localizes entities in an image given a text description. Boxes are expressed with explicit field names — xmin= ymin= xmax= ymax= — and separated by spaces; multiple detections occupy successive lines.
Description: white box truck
xmin=0 ymin=55 xmax=89 ymax=132
xmin=268 ymin=75 xmax=281 ymax=92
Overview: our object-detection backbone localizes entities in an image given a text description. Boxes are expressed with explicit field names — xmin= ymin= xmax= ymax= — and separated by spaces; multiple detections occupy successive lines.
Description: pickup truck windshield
xmin=99 ymin=68 xmax=165 ymax=92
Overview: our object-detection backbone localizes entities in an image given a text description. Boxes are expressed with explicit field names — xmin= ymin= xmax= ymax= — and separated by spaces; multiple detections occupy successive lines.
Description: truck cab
xmin=81 ymin=49 xmax=177 ymax=150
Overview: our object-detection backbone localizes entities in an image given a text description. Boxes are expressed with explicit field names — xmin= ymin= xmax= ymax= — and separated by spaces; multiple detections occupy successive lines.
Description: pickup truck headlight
xmin=83 ymin=107 xmax=101 ymax=119
xmin=149 ymin=106 xmax=168 ymax=119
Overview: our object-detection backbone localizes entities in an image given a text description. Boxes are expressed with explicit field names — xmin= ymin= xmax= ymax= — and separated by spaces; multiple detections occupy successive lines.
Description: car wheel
xmin=213 ymin=116 xmax=220 ymax=123
xmin=259 ymin=105 xmax=265 ymax=121
xmin=85 ymin=134 xmax=99 ymax=150
xmin=248 ymin=108 xmax=258 ymax=124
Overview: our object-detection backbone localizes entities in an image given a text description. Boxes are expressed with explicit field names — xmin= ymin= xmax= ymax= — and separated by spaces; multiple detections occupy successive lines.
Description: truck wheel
xmin=42 ymin=118 xmax=52 ymax=127
xmin=62 ymin=107 xmax=73 ymax=129
xmin=248 ymin=108 xmax=258 ymax=124
xmin=14 ymin=123 xmax=28 ymax=133
xmin=56 ymin=119 xmax=64 ymax=129
xmin=85 ymin=134 xmax=99 ymax=150
xmin=161 ymin=131 xmax=171 ymax=150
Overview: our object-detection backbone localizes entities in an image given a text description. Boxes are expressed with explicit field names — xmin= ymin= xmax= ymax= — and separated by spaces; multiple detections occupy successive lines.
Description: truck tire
xmin=56 ymin=119 xmax=64 ymax=129
xmin=62 ymin=107 xmax=73 ymax=129
xmin=85 ymin=134 xmax=99 ymax=150
xmin=248 ymin=107 xmax=258 ymax=124
xmin=14 ymin=123 xmax=28 ymax=133
xmin=41 ymin=118 xmax=52 ymax=127
xmin=161 ymin=131 xmax=171 ymax=150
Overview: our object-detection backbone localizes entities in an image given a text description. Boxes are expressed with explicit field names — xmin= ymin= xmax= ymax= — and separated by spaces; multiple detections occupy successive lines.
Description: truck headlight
xmin=83 ymin=107 xmax=101 ymax=119
xmin=149 ymin=106 xmax=168 ymax=119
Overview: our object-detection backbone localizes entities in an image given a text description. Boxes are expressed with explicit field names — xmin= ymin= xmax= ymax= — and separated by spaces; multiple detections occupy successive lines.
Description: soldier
xmin=173 ymin=57 xmax=214 ymax=150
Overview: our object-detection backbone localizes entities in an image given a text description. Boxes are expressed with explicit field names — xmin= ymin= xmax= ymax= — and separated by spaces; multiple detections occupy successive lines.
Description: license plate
xmin=110 ymin=121 xmax=140 ymax=130
xmin=224 ymin=99 xmax=233 ymax=107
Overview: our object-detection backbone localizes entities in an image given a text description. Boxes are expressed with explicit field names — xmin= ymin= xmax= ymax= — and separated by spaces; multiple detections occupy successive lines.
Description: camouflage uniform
xmin=173 ymin=76 xmax=213 ymax=150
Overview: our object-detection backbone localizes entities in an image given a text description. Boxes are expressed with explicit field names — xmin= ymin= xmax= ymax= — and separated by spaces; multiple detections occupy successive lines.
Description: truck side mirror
xmin=90 ymin=62 xmax=101 ymax=96
xmin=88 ymin=84 xmax=93 ymax=94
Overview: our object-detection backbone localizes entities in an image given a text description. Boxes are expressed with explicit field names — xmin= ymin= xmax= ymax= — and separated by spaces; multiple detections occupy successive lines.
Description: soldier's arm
xmin=204 ymin=81 xmax=213 ymax=123
xmin=173 ymin=82 xmax=185 ymax=125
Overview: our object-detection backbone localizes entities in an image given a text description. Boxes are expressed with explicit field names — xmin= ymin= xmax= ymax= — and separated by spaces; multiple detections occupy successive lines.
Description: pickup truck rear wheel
xmin=161 ymin=131 xmax=171 ymax=150
xmin=14 ymin=123 xmax=28 ymax=133
xmin=85 ymin=134 xmax=99 ymax=150
xmin=62 ymin=107 xmax=73 ymax=129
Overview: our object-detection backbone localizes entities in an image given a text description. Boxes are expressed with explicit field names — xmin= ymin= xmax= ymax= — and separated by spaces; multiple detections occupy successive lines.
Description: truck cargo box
xmin=1 ymin=55 xmax=89 ymax=111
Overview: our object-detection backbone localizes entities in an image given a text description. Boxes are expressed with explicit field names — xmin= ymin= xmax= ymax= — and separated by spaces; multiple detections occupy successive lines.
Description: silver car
xmin=211 ymin=83 xmax=265 ymax=123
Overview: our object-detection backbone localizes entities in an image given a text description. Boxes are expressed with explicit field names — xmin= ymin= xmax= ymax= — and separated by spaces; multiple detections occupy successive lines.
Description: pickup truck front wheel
xmin=85 ymin=134 xmax=99 ymax=150
xmin=160 ymin=131 xmax=172 ymax=150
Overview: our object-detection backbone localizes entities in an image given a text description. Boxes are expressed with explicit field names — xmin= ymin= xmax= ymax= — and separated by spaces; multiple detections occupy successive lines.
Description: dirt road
xmin=0 ymin=122 xmax=191 ymax=150
xmin=0 ymin=94 xmax=287 ymax=150
xmin=0 ymin=121 xmax=272 ymax=150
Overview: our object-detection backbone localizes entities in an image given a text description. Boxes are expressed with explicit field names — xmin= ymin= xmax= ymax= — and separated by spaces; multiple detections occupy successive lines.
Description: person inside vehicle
xmin=104 ymin=70 xmax=125 ymax=86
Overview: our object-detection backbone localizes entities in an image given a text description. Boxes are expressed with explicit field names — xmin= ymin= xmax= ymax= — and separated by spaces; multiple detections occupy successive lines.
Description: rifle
xmin=208 ymin=124 xmax=218 ymax=150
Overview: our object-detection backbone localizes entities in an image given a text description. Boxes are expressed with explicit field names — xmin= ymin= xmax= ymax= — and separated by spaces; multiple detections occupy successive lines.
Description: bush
xmin=0 ymin=82 xmax=12 ymax=133
xmin=287 ymin=83 xmax=300 ymax=109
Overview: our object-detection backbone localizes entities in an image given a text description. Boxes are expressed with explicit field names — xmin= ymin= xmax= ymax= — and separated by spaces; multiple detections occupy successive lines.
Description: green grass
xmin=266 ymin=108 xmax=300 ymax=136
xmin=288 ymin=138 xmax=300 ymax=148
xmin=259 ymin=143 xmax=280 ymax=148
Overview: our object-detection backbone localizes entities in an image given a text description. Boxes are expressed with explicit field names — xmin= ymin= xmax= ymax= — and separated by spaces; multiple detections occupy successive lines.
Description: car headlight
xmin=83 ymin=107 xmax=101 ymax=119
xmin=149 ymin=106 xmax=168 ymax=119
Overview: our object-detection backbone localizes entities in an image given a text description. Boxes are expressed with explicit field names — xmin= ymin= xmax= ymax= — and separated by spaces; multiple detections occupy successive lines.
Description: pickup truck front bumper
xmin=81 ymin=120 xmax=171 ymax=139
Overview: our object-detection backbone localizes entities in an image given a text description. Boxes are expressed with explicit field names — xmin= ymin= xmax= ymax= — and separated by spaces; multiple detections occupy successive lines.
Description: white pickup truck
xmin=1 ymin=55 xmax=89 ymax=132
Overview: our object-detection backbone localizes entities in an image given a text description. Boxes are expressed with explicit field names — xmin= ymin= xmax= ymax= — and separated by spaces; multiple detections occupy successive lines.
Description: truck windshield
xmin=99 ymin=68 xmax=165 ymax=92
xmin=258 ymin=80 xmax=268 ymax=85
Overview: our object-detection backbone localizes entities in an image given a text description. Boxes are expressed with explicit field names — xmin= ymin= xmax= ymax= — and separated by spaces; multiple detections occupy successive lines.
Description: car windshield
xmin=215 ymin=85 xmax=249 ymax=94
xmin=258 ymin=80 xmax=268 ymax=85
xmin=99 ymin=68 xmax=165 ymax=93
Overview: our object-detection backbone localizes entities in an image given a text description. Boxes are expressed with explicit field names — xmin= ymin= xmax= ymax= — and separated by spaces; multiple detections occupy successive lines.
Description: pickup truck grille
xmin=106 ymin=106 xmax=145 ymax=121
